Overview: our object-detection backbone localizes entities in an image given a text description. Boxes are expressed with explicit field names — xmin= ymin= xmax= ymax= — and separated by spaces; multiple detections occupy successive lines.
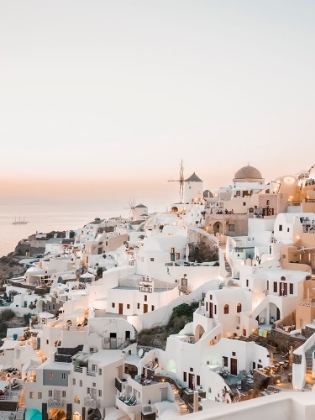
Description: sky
xmin=0 ymin=0 xmax=314 ymax=209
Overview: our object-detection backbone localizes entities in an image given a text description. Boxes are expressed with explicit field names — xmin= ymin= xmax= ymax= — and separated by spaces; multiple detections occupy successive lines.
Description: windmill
xmin=168 ymin=160 xmax=185 ymax=203
xmin=124 ymin=198 xmax=136 ymax=220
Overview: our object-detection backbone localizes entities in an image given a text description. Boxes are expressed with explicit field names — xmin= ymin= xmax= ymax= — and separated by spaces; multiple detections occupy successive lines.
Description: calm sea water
xmin=0 ymin=203 xmax=131 ymax=257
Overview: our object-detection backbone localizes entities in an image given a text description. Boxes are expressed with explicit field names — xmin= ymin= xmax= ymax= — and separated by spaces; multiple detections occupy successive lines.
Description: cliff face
xmin=13 ymin=237 xmax=46 ymax=257
xmin=0 ymin=255 xmax=25 ymax=283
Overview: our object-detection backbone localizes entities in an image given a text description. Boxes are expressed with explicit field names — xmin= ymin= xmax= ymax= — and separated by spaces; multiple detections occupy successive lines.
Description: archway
xmin=195 ymin=324 xmax=205 ymax=343
xmin=270 ymin=303 xmax=281 ymax=323
xmin=214 ymin=222 xmax=223 ymax=234
xmin=87 ymin=409 xmax=101 ymax=420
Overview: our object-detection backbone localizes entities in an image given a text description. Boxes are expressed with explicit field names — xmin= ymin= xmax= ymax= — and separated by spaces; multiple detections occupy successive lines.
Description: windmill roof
xmin=135 ymin=203 xmax=147 ymax=208
xmin=185 ymin=172 xmax=202 ymax=182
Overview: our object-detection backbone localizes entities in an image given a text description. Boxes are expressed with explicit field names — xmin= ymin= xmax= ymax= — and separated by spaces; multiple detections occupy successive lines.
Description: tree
xmin=0 ymin=309 xmax=16 ymax=322
xmin=96 ymin=267 xmax=103 ymax=278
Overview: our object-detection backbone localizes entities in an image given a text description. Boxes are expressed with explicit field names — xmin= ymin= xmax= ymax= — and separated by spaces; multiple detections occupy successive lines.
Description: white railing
xmin=48 ymin=399 xmax=64 ymax=408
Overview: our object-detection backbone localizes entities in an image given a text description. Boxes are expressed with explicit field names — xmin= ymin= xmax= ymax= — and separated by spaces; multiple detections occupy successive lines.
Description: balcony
xmin=84 ymin=396 xmax=99 ymax=409
xmin=48 ymin=399 xmax=64 ymax=408
xmin=87 ymin=370 xmax=96 ymax=377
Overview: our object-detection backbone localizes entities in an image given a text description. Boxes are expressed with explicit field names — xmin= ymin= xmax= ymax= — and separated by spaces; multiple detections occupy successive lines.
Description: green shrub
xmin=0 ymin=309 xmax=16 ymax=322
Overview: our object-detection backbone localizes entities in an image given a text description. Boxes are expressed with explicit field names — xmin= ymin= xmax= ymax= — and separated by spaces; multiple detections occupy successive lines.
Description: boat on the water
xmin=12 ymin=216 xmax=28 ymax=225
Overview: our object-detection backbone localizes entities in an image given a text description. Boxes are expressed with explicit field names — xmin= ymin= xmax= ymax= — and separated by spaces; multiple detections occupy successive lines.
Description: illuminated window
xmin=237 ymin=303 xmax=242 ymax=313
xmin=224 ymin=304 xmax=229 ymax=314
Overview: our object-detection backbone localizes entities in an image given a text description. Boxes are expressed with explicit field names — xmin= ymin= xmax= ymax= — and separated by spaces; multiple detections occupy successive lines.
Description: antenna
xmin=168 ymin=160 xmax=185 ymax=203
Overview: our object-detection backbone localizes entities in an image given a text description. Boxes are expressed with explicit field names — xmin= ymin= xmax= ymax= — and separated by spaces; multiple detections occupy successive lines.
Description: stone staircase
xmin=170 ymin=384 xmax=187 ymax=415
xmin=223 ymin=253 xmax=232 ymax=278
xmin=18 ymin=386 xmax=25 ymax=410
xmin=35 ymin=349 xmax=45 ymax=363
xmin=305 ymin=344 xmax=315 ymax=376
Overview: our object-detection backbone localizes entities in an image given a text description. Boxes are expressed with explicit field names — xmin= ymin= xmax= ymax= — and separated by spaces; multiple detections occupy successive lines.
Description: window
xmin=49 ymin=372 xmax=53 ymax=379
xmin=232 ymin=352 xmax=236 ymax=356
xmin=267 ymin=280 xmax=269 ymax=290
xmin=150 ymin=258 xmax=154 ymax=262
xmin=144 ymin=295 xmax=147 ymax=302
xmin=176 ymin=253 xmax=180 ymax=260
xmin=237 ymin=303 xmax=242 ymax=313
xmin=274 ymin=282 xmax=277 ymax=293
xmin=49 ymin=390 xmax=53 ymax=397
xmin=46 ymin=340 xmax=49 ymax=345
xmin=73 ymin=379 xmax=76 ymax=385
xmin=287 ymin=228 xmax=290 ymax=232
xmin=223 ymin=357 xmax=228 ymax=367
xmin=151 ymin=305 xmax=155 ymax=311
xmin=79 ymin=380 xmax=83 ymax=387
xmin=74 ymin=395 xmax=80 ymax=404
xmin=214 ymin=305 xmax=217 ymax=315
xmin=99 ymin=368 xmax=102 ymax=375
xmin=87 ymin=387 xmax=90 ymax=394
xmin=224 ymin=304 xmax=229 ymax=314
xmin=246 ymin=280 xmax=249 ymax=287
xmin=112 ymin=302 xmax=115 ymax=308
xmin=98 ymin=390 xmax=102 ymax=397
xmin=38 ymin=392 xmax=42 ymax=399
xmin=62 ymin=373 xmax=66 ymax=380
xmin=62 ymin=391 xmax=66 ymax=398
xmin=228 ymin=224 xmax=235 ymax=232
xmin=279 ymin=225 xmax=282 ymax=231
xmin=183 ymin=372 xmax=187 ymax=382
xmin=127 ymin=304 xmax=130 ymax=309
xmin=210 ymin=294 xmax=212 ymax=300
xmin=29 ymin=392 xmax=34 ymax=399
xmin=290 ymin=283 xmax=293 ymax=294
xmin=137 ymin=303 xmax=140 ymax=309
xmin=197 ymin=375 xmax=200 ymax=386
xmin=92 ymin=364 xmax=96 ymax=371
xmin=190 ymin=367 xmax=193 ymax=372
xmin=52 ymin=304 xmax=55 ymax=310
xmin=206 ymin=302 xmax=208 ymax=311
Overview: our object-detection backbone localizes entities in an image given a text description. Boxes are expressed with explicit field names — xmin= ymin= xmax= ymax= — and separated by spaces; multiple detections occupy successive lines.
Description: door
xmin=230 ymin=358 xmax=237 ymax=376
xmin=243 ymin=328 xmax=246 ymax=336
xmin=277 ymin=307 xmax=281 ymax=320
xmin=125 ymin=331 xmax=130 ymax=341
xmin=209 ymin=302 xmax=213 ymax=318
xmin=54 ymin=390 xmax=61 ymax=400
xmin=143 ymin=304 xmax=148 ymax=313
xmin=119 ymin=303 xmax=123 ymax=314
xmin=189 ymin=373 xmax=194 ymax=390
xmin=161 ymin=388 xmax=168 ymax=401
xmin=110 ymin=333 xmax=117 ymax=349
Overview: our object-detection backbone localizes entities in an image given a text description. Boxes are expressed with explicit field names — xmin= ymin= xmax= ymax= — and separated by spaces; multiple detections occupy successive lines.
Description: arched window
xmin=281 ymin=276 xmax=286 ymax=281
xmin=266 ymin=200 xmax=270 ymax=206
xmin=224 ymin=304 xmax=229 ymax=314
xmin=237 ymin=303 xmax=242 ymax=313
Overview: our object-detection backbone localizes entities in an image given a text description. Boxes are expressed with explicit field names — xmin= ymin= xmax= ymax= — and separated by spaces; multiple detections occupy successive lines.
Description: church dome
xmin=234 ymin=165 xmax=262 ymax=180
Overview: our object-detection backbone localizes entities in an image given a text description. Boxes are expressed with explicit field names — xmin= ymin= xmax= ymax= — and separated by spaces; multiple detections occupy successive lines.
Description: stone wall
xmin=267 ymin=328 xmax=305 ymax=352
xmin=0 ymin=402 xmax=18 ymax=411
xmin=305 ymin=325 xmax=315 ymax=340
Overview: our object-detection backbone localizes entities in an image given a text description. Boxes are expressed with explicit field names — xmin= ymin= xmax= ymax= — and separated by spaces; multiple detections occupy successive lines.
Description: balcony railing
xmin=84 ymin=397 xmax=99 ymax=409
xmin=87 ymin=370 xmax=96 ymax=377
xmin=48 ymin=399 xmax=64 ymax=408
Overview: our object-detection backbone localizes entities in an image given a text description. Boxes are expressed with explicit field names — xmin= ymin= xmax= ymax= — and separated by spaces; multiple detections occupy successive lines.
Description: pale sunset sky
xmin=0 ymin=1 xmax=314 ymax=209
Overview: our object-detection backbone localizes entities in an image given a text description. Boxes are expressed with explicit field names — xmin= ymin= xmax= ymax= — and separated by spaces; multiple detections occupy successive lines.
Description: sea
xmin=0 ymin=203 xmax=133 ymax=258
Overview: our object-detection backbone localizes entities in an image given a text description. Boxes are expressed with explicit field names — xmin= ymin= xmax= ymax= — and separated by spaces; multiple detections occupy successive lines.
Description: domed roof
xmin=234 ymin=165 xmax=262 ymax=180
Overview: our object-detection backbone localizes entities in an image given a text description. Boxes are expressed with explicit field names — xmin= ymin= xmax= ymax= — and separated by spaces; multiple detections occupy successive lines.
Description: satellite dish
xmin=138 ymin=348 xmax=144 ymax=358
